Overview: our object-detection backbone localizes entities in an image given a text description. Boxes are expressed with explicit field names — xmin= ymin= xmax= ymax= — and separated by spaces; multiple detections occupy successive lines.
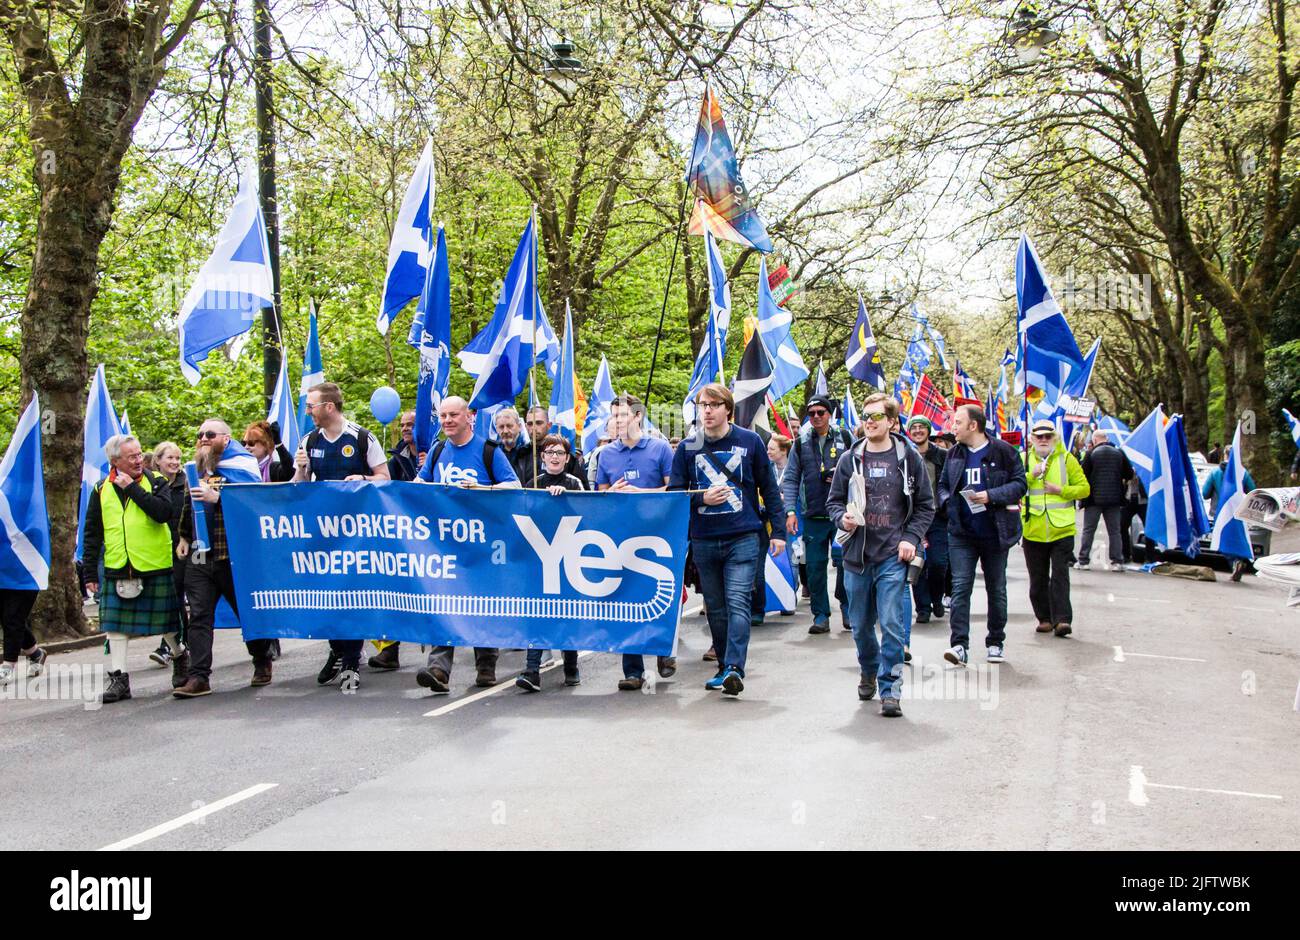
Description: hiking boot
xmin=368 ymin=643 xmax=401 ymax=671
xmin=1035 ymin=620 xmax=1054 ymax=633
xmin=475 ymin=667 xmax=497 ymax=688
xmin=102 ymin=670 xmax=132 ymax=704
xmin=809 ymin=618 xmax=831 ymax=635
xmin=618 ymin=676 xmax=645 ymax=691
xmin=171 ymin=649 xmax=190 ymax=688
xmin=251 ymin=659 xmax=273 ymax=687
xmin=881 ymin=697 xmax=903 ymax=717
xmin=1054 ymin=623 xmax=1072 ymax=637
xmin=858 ymin=674 xmax=877 ymax=701
xmin=172 ymin=677 xmax=211 ymax=699
xmin=656 ymin=656 xmax=677 ymax=678
xmin=416 ymin=667 xmax=449 ymax=694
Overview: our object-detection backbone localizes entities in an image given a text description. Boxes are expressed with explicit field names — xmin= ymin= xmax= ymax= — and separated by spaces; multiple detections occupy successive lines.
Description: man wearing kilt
xmin=82 ymin=435 xmax=182 ymax=704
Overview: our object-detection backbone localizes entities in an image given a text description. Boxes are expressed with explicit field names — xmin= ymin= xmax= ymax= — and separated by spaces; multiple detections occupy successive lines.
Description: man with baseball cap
xmin=1021 ymin=419 xmax=1089 ymax=637
xmin=781 ymin=395 xmax=854 ymax=634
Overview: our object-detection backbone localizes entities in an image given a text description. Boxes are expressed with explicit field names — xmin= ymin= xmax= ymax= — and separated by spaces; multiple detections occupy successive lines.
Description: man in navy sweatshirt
xmin=670 ymin=383 xmax=786 ymax=697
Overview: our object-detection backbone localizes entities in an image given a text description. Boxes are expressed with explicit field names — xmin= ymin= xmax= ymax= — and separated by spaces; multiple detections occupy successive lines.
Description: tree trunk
xmin=1225 ymin=313 xmax=1281 ymax=483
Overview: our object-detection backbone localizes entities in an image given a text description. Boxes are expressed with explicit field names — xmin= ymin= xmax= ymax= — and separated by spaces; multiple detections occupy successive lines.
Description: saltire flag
xmin=410 ymin=225 xmax=452 ymax=454
xmin=120 ymin=410 xmax=131 ymax=437
xmin=461 ymin=215 xmax=550 ymax=409
xmin=1122 ymin=406 xmax=1210 ymax=555
xmin=1096 ymin=414 xmax=1130 ymax=445
xmin=763 ymin=546 xmax=797 ymax=614
xmin=755 ymin=257 xmax=808 ymax=400
xmin=1282 ymin=407 xmax=1300 ymax=450
xmin=267 ymin=353 xmax=302 ymax=458
xmin=1001 ymin=348 xmax=1016 ymax=368
xmin=1035 ymin=336 xmax=1100 ymax=443
xmin=1015 ymin=234 xmax=1085 ymax=404
xmin=906 ymin=306 xmax=934 ymax=372
xmin=685 ymin=85 xmax=773 ymax=252
xmin=910 ymin=373 xmax=951 ymax=430
xmin=733 ymin=330 xmax=773 ymax=431
xmin=475 ymin=402 xmax=510 ymax=443
xmin=178 ymin=168 xmax=275 ymax=384
xmin=377 ymin=139 xmax=434 ymax=335
xmin=214 ymin=439 xmax=262 ymax=483
xmin=548 ymin=302 xmax=587 ymax=447
xmin=296 ymin=302 xmax=324 ymax=437
xmin=845 ymin=295 xmax=886 ymax=389
xmin=683 ymin=231 xmax=732 ymax=425
xmin=813 ymin=361 xmax=829 ymax=397
xmin=953 ymin=358 xmax=977 ymax=401
xmin=0 ymin=394 xmax=50 ymax=590
xmin=1209 ymin=421 xmax=1254 ymax=561
xmin=77 ymin=365 xmax=123 ymax=561
xmin=582 ymin=355 xmax=616 ymax=453
xmin=841 ymin=386 xmax=860 ymax=432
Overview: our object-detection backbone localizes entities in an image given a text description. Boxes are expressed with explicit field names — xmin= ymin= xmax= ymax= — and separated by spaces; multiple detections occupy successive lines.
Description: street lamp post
xmin=1009 ymin=5 xmax=1061 ymax=66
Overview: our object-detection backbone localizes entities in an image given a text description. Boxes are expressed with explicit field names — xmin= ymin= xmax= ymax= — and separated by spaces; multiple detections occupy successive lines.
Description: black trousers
xmin=1022 ymin=537 xmax=1074 ymax=626
xmin=184 ymin=558 xmax=272 ymax=680
xmin=1 ymin=588 xmax=38 ymax=662
xmin=1120 ymin=498 xmax=1146 ymax=561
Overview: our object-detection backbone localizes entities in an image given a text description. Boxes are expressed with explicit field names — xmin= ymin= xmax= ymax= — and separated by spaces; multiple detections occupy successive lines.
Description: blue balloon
xmin=369 ymin=386 xmax=402 ymax=426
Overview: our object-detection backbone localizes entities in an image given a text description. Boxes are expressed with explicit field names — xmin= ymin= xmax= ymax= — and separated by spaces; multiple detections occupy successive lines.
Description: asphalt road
xmin=3 ymin=549 xmax=1297 ymax=851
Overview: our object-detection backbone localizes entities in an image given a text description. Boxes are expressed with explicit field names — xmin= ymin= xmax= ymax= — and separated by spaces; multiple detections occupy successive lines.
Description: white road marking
xmin=423 ymin=651 xmax=596 ymax=718
xmin=683 ymin=604 xmax=703 ymax=617
xmin=1106 ymin=594 xmax=1172 ymax=604
xmin=1112 ymin=646 xmax=1206 ymax=663
xmin=99 ymin=783 xmax=278 ymax=851
xmin=1129 ymin=766 xmax=1281 ymax=805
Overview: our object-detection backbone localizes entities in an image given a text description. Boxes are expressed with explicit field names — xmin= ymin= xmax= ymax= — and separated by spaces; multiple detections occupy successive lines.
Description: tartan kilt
xmin=99 ymin=572 xmax=181 ymax=636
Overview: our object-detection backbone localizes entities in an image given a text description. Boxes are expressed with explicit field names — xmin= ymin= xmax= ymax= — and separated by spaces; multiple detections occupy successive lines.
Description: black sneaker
xmin=316 ymin=649 xmax=342 ymax=685
xmin=563 ymin=669 xmax=581 ymax=687
xmin=171 ymin=650 xmax=190 ymax=689
xmin=515 ymin=670 xmax=542 ymax=692
xmin=269 ymin=639 xmax=282 ymax=662
xmin=656 ymin=656 xmax=677 ymax=678
xmin=368 ymin=643 xmax=401 ymax=671
xmin=858 ymin=674 xmax=877 ymax=701
xmin=932 ymin=606 xmax=945 ymax=619
xmin=903 ymin=647 xmax=912 ymax=663
xmin=881 ymin=697 xmax=903 ymax=717
xmin=102 ymin=670 xmax=132 ymax=704
xmin=416 ymin=667 xmax=450 ymax=694
xmin=149 ymin=643 xmax=172 ymax=667
xmin=915 ymin=611 xmax=931 ymax=624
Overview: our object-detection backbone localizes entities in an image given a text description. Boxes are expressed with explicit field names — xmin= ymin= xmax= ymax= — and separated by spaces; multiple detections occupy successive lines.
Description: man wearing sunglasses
xmin=826 ymin=393 xmax=934 ymax=717
xmin=937 ymin=404 xmax=1028 ymax=667
xmin=780 ymin=395 xmax=854 ymax=635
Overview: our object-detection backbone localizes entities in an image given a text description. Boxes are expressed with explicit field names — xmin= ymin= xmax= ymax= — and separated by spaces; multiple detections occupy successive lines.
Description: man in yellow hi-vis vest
xmin=1021 ymin=419 xmax=1090 ymax=638
xmin=82 ymin=434 xmax=182 ymax=704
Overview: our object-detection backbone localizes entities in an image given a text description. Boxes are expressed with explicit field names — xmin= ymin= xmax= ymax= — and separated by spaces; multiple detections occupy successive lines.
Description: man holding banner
xmin=294 ymin=383 xmax=391 ymax=691
xmin=670 ymin=383 xmax=785 ymax=697
xmin=414 ymin=395 xmax=520 ymax=693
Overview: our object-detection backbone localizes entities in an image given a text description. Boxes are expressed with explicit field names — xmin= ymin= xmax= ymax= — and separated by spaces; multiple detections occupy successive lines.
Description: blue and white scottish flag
xmin=1209 ymin=422 xmax=1254 ymax=561
xmin=756 ymin=256 xmax=808 ymax=400
xmin=684 ymin=231 xmax=731 ymax=424
xmin=178 ymin=168 xmax=275 ymax=384
xmin=0 ymin=395 xmax=50 ymax=590
xmin=76 ymin=365 xmax=123 ymax=561
xmin=411 ymin=226 xmax=452 ymax=454
xmin=296 ymin=302 xmax=324 ymax=438
xmin=268 ymin=354 xmax=301 ymax=457
xmin=1015 ymin=234 xmax=1084 ymax=402
xmin=582 ymin=355 xmax=616 ymax=453
xmin=378 ymin=139 xmax=434 ymax=335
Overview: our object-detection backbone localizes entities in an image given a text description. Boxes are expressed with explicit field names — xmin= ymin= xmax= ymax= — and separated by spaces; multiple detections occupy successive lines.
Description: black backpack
xmin=424 ymin=438 xmax=500 ymax=485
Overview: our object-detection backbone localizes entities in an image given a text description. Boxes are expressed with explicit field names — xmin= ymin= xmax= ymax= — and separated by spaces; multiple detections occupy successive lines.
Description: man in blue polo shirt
xmin=597 ymin=393 xmax=678 ymax=689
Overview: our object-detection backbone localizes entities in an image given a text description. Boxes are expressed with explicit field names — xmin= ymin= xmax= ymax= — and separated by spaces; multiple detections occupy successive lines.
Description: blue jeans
xmin=844 ymin=559 xmax=907 ymax=699
xmin=947 ymin=530 xmax=1009 ymax=650
xmin=527 ymin=648 xmax=578 ymax=672
xmin=802 ymin=517 xmax=836 ymax=621
xmin=693 ymin=532 xmax=762 ymax=676
xmin=900 ymin=572 xmax=913 ymax=647
xmin=912 ymin=524 xmax=949 ymax=615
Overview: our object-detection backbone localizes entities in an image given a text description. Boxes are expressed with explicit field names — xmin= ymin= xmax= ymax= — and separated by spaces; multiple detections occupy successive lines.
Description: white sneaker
xmin=1108 ymin=562 xmax=1125 ymax=572
xmin=0 ymin=662 xmax=14 ymax=687
xmin=26 ymin=647 xmax=47 ymax=678
xmin=943 ymin=644 xmax=968 ymax=666
xmin=987 ymin=645 xmax=1006 ymax=663
xmin=1074 ymin=560 xmax=1090 ymax=570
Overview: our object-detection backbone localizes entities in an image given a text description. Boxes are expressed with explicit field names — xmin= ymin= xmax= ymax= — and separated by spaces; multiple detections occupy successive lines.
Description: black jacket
xmin=531 ymin=470 xmax=587 ymax=491
xmin=825 ymin=432 xmax=935 ymax=574
xmin=81 ymin=470 xmax=175 ymax=579
xmin=514 ymin=441 xmax=584 ymax=485
xmin=917 ymin=443 xmax=948 ymax=525
xmin=1081 ymin=442 xmax=1133 ymax=508
xmin=937 ymin=432 xmax=1028 ymax=550
xmin=387 ymin=442 xmax=419 ymax=482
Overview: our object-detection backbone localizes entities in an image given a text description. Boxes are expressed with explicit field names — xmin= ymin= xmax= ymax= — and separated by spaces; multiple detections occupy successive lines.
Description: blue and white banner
xmin=221 ymin=485 xmax=689 ymax=654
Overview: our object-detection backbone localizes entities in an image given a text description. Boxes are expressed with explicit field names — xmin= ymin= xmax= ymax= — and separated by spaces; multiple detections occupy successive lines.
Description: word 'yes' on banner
xmin=221 ymin=483 xmax=690 ymax=656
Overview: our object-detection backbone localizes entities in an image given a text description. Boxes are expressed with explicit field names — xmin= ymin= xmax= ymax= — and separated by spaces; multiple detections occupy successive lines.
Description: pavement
xmin=2 ymin=549 xmax=1297 ymax=851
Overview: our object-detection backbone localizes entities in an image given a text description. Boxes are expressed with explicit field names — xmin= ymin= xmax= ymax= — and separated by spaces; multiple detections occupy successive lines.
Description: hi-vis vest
xmin=98 ymin=473 xmax=172 ymax=575
xmin=1022 ymin=451 xmax=1075 ymax=529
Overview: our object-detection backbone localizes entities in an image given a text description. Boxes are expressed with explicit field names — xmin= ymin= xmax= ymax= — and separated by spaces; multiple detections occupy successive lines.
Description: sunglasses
xmin=863 ymin=411 xmax=888 ymax=422
xmin=196 ymin=431 xmax=222 ymax=441
xmin=807 ymin=409 xmax=829 ymax=418
xmin=243 ymin=438 xmax=267 ymax=447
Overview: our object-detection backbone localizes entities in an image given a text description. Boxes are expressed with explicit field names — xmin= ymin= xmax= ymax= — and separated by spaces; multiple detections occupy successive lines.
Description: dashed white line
xmin=99 ymin=783 xmax=279 ymax=851
xmin=1129 ymin=766 xmax=1281 ymax=805
xmin=1112 ymin=646 xmax=1206 ymax=663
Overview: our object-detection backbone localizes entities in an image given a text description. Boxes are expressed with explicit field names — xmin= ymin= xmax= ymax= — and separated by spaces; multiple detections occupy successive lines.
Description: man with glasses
xmin=597 ymin=393 xmax=677 ymax=690
xmin=780 ymin=395 xmax=854 ymax=635
xmin=386 ymin=410 xmax=421 ymax=482
xmin=669 ymin=383 xmax=785 ymax=697
xmin=1021 ymin=419 xmax=1090 ymax=637
xmin=905 ymin=415 xmax=949 ymax=624
xmin=173 ymin=420 xmax=276 ymax=697
xmin=826 ymin=394 xmax=934 ymax=717
xmin=293 ymin=382 xmax=391 ymax=692
xmin=937 ymin=404 xmax=1027 ymax=666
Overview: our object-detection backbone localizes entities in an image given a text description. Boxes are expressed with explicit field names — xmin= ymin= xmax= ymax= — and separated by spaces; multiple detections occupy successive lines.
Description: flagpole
xmin=644 ymin=85 xmax=709 ymax=406
xmin=530 ymin=205 xmax=540 ymax=487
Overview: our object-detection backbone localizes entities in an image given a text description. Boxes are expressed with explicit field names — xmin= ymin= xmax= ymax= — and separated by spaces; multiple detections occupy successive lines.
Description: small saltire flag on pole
xmin=1015 ymin=233 xmax=1084 ymax=403
xmin=549 ymin=302 xmax=583 ymax=447
xmin=841 ymin=386 xmax=860 ymax=432
xmin=685 ymin=83 xmax=773 ymax=253
xmin=267 ymin=352 xmax=301 ymax=457
xmin=756 ymin=256 xmax=808 ymax=399
xmin=120 ymin=410 xmax=131 ymax=437
xmin=733 ymin=329 xmax=774 ymax=431
xmin=845 ymin=295 xmax=886 ymax=390
xmin=1283 ymin=407 xmax=1300 ymax=450
xmin=1209 ymin=421 xmax=1254 ymax=561
xmin=378 ymin=139 xmax=434 ymax=335
xmin=813 ymin=361 xmax=829 ymax=397
xmin=178 ymin=168 xmax=275 ymax=384
xmin=77 ymin=365 xmax=123 ymax=562
xmin=296 ymin=301 xmax=324 ymax=437
xmin=0 ymin=394 xmax=50 ymax=590
xmin=583 ymin=355 xmax=616 ymax=453
xmin=411 ymin=225 xmax=452 ymax=454
xmin=683 ymin=231 xmax=732 ymax=425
